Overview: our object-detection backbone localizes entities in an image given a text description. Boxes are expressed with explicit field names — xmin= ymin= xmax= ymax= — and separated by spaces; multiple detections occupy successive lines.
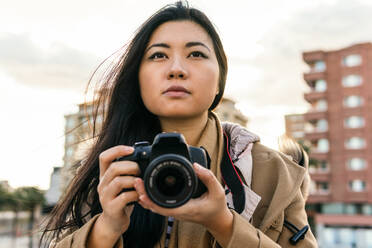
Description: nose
xmin=167 ymin=57 xmax=188 ymax=80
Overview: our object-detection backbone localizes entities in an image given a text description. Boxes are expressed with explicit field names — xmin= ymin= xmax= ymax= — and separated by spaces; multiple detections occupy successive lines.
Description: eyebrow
xmin=185 ymin=41 xmax=211 ymax=52
xmin=145 ymin=41 xmax=211 ymax=53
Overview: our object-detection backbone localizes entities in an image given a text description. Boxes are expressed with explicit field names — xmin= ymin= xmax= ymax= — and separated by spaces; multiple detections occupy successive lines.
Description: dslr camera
xmin=118 ymin=133 xmax=209 ymax=208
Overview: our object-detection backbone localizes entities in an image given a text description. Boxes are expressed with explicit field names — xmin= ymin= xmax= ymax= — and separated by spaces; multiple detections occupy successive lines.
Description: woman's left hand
xmin=134 ymin=162 xmax=233 ymax=245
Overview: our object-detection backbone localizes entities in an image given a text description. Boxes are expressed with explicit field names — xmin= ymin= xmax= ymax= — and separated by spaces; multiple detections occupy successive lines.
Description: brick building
xmin=302 ymin=43 xmax=372 ymax=247
xmin=284 ymin=114 xmax=306 ymax=140
xmin=214 ymin=98 xmax=248 ymax=127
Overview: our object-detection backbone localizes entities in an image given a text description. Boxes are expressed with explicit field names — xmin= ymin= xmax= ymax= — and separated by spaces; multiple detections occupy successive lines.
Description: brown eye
xmin=149 ymin=52 xmax=167 ymax=60
xmin=189 ymin=51 xmax=207 ymax=58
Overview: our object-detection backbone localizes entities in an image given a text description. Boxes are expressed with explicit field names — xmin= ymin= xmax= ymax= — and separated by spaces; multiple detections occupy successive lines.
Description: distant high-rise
xmin=44 ymin=167 xmax=62 ymax=208
xmin=214 ymin=98 xmax=248 ymax=127
xmin=302 ymin=43 xmax=372 ymax=247
xmin=284 ymin=113 xmax=305 ymax=140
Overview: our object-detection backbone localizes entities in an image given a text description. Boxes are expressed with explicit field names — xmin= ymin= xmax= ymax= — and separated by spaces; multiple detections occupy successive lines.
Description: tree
xmin=0 ymin=184 xmax=8 ymax=209
xmin=14 ymin=187 xmax=45 ymax=248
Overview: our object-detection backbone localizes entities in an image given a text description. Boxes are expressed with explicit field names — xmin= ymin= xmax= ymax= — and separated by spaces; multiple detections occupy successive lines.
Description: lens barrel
xmin=143 ymin=154 xmax=198 ymax=208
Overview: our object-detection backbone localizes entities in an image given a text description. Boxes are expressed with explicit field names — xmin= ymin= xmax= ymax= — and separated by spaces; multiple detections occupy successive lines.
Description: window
xmin=66 ymin=134 xmax=75 ymax=144
xmin=345 ymin=137 xmax=366 ymax=149
xmin=316 ymin=100 xmax=328 ymax=111
xmin=343 ymin=54 xmax=362 ymax=67
xmin=292 ymin=131 xmax=304 ymax=139
xmin=310 ymin=182 xmax=330 ymax=195
xmin=320 ymin=160 xmax=329 ymax=171
xmin=313 ymin=60 xmax=326 ymax=72
xmin=347 ymin=158 xmax=367 ymax=170
xmin=309 ymin=160 xmax=330 ymax=173
xmin=66 ymin=147 xmax=74 ymax=158
xmin=66 ymin=118 xmax=76 ymax=129
xmin=349 ymin=180 xmax=366 ymax=192
xmin=344 ymin=116 xmax=365 ymax=128
xmin=318 ymin=182 xmax=329 ymax=193
xmin=343 ymin=95 xmax=363 ymax=108
xmin=345 ymin=204 xmax=358 ymax=214
xmin=342 ymin=74 xmax=362 ymax=87
xmin=314 ymin=79 xmax=327 ymax=92
xmin=316 ymin=119 xmax=328 ymax=132
xmin=288 ymin=115 xmax=304 ymax=121
xmin=317 ymin=138 xmax=329 ymax=152
xmin=362 ymin=204 xmax=372 ymax=215
xmin=96 ymin=114 xmax=103 ymax=124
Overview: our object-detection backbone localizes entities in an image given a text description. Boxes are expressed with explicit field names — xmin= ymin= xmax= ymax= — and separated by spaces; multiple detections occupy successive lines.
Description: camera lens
xmin=144 ymin=154 xmax=197 ymax=208
xmin=156 ymin=167 xmax=185 ymax=197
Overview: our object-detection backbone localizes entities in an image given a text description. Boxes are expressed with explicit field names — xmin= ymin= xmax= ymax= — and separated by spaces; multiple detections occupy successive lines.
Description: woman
xmin=41 ymin=1 xmax=317 ymax=247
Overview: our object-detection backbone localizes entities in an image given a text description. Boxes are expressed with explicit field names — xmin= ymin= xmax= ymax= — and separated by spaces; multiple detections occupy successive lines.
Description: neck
xmin=159 ymin=112 xmax=209 ymax=146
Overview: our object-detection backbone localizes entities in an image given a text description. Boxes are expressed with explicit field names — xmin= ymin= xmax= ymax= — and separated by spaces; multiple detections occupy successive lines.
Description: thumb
xmin=193 ymin=163 xmax=222 ymax=197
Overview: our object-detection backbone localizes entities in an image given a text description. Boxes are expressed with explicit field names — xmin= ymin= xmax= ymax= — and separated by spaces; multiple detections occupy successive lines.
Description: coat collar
xmin=251 ymin=143 xmax=306 ymax=232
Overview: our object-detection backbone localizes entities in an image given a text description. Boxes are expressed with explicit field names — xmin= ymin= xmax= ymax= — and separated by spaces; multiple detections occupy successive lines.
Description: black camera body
xmin=118 ymin=132 xmax=209 ymax=208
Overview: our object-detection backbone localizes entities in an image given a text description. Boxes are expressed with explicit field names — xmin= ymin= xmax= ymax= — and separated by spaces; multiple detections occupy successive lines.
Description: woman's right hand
xmin=88 ymin=145 xmax=140 ymax=247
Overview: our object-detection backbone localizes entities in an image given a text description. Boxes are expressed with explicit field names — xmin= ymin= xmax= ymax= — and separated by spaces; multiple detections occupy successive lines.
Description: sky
xmin=1 ymin=0 xmax=372 ymax=190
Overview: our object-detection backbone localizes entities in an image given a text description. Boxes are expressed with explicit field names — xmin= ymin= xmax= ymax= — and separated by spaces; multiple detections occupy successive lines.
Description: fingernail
xmin=135 ymin=178 xmax=142 ymax=185
xmin=126 ymin=146 xmax=134 ymax=152
xmin=193 ymin=163 xmax=202 ymax=170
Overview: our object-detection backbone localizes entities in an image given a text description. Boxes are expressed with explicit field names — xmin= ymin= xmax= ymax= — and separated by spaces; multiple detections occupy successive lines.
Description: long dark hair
xmin=40 ymin=1 xmax=227 ymax=247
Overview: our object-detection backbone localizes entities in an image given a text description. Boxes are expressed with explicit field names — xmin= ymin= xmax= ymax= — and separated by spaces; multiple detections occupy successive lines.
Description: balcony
xmin=307 ymin=192 xmax=331 ymax=203
xmin=309 ymin=170 xmax=331 ymax=181
xmin=308 ymin=151 xmax=329 ymax=161
xmin=303 ymin=71 xmax=326 ymax=87
xmin=304 ymin=91 xmax=326 ymax=103
xmin=305 ymin=131 xmax=328 ymax=141
xmin=304 ymin=111 xmax=327 ymax=121
xmin=303 ymin=50 xmax=325 ymax=64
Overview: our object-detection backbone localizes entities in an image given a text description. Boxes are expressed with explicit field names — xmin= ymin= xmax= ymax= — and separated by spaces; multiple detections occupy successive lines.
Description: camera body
xmin=118 ymin=132 xmax=209 ymax=208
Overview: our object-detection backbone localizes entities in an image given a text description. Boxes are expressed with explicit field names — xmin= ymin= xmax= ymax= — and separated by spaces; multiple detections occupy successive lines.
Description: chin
xmin=158 ymin=110 xmax=208 ymax=120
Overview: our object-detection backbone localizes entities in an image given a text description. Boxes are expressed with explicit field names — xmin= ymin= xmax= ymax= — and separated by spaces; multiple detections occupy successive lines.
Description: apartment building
xmin=302 ymin=43 xmax=372 ymax=247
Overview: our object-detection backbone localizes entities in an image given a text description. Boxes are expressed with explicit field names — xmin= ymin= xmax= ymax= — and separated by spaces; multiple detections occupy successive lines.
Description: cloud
xmin=0 ymin=33 xmax=102 ymax=91
xmin=227 ymin=0 xmax=372 ymax=109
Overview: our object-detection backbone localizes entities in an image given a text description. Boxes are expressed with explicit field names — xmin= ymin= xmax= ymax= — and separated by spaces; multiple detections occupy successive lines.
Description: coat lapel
xmin=251 ymin=143 xmax=306 ymax=232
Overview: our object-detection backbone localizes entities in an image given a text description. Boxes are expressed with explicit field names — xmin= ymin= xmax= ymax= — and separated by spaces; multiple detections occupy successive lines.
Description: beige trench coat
xmin=52 ymin=142 xmax=318 ymax=248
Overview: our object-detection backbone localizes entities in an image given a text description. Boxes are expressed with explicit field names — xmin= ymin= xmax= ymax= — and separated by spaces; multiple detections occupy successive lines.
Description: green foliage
xmin=13 ymin=187 xmax=45 ymax=211
xmin=0 ymin=185 xmax=45 ymax=211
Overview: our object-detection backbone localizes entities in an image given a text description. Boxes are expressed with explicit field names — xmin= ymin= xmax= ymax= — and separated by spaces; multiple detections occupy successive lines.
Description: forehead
xmin=147 ymin=21 xmax=214 ymax=47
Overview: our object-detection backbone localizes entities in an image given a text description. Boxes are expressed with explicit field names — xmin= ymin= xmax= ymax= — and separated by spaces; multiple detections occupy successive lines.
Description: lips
xmin=163 ymin=85 xmax=191 ymax=94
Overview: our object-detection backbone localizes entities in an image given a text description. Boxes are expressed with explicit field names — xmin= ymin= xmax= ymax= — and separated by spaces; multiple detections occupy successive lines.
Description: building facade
xmin=60 ymin=101 xmax=103 ymax=191
xmin=44 ymin=167 xmax=62 ymax=209
xmin=302 ymin=43 xmax=372 ymax=247
xmin=284 ymin=114 xmax=306 ymax=140
xmin=214 ymin=98 xmax=248 ymax=127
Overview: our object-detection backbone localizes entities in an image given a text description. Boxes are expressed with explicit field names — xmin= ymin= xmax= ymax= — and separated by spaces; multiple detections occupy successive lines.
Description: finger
xmin=102 ymin=176 xmax=137 ymax=202
xmin=110 ymin=190 xmax=139 ymax=212
xmin=100 ymin=161 xmax=140 ymax=188
xmin=134 ymin=178 xmax=186 ymax=216
xmin=99 ymin=146 xmax=134 ymax=178
xmin=193 ymin=163 xmax=223 ymax=197
xmin=133 ymin=179 xmax=154 ymax=210
xmin=134 ymin=178 xmax=146 ymax=196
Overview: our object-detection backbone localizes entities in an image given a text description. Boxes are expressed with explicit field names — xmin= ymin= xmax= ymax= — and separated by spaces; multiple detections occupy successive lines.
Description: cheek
xmin=139 ymin=66 xmax=157 ymax=107
xmin=198 ymin=65 xmax=219 ymax=99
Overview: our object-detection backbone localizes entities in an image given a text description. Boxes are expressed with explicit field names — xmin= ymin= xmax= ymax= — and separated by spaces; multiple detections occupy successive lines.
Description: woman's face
xmin=139 ymin=21 xmax=219 ymax=120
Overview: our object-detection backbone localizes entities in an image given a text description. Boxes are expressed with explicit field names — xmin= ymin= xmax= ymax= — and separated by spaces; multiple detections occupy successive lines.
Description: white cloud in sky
xmin=0 ymin=72 xmax=81 ymax=188
xmin=1 ymin=0 xmax=372 ymax=189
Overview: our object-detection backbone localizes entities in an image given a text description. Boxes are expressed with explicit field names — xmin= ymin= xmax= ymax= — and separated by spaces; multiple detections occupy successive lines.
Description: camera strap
xmin=221 ymin=131 xmax=246 ymax=214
